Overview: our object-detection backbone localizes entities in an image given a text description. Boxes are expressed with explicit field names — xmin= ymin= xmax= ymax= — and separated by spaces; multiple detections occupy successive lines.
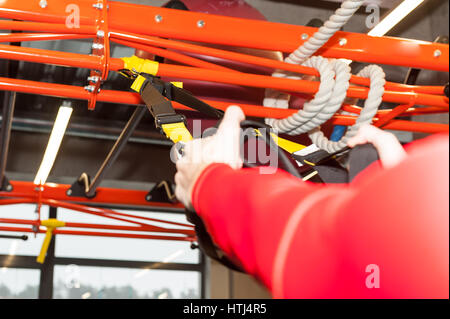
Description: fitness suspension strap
xmin=130 ymin=73 xmax=244 ymax=272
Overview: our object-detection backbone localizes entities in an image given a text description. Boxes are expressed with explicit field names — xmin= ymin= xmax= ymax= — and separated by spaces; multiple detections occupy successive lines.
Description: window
xmin=0 ymin=205 xmax=205 ymax=299
xmin=53 ymin=265 xmax=200 ymax=299
xmin=55 ymin=208 xmax=199 ymax=264
xmin=0 ymin=268 xmax=40 ymax=299
xmin=0 ymin=204 xmax=48 ymax=256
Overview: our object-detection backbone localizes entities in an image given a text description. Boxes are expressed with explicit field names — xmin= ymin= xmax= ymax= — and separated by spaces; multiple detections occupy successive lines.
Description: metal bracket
xmin=66 ymin=173 xmax=96 ymax=198
xmin=145 ymin=181 xmax=177 ymax=203
xmin=0 ymin=176 xmax=13 ymax=192
xmin=87 ymin=0 xmax=110 ymax=110
xmin=67 ymin=106 xmax=146 ymax=198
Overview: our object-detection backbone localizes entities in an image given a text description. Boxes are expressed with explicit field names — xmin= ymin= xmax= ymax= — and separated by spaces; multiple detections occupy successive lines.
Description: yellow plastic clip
xmin=36 ymin=219 xmax=66 ymax=264
xmin=254 ymin=129 xmax=306 ymax=154
xmin=271 ymin=134 xmax=306 ymax=154
xmin=171 ymin=82 xmax=183 ymax=89
xmin=121 ymin=55 xmax=159 ymax=76
xmin=131 ymin=74 xmax=147 ymax=92
xmin=161 ymin=122 xmax=193 ymax=144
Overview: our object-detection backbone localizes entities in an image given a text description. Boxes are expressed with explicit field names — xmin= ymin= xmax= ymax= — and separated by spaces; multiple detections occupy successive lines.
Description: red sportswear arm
xmin=191 ymin=133 xmax=449 ymax=298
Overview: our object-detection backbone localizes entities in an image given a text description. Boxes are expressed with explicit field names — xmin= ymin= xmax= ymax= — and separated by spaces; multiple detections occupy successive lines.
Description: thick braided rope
xmin=309 ymin=65 xmax=386 ymax=153
xmin=263 ymin=0 xmax=386 ymax=153
xmin=285 ymin=0 xmax=364 ymax=64
xmin=266 ymin=57 xmax=352 ymax=135
xmin=263 ymin=0 xmax=364 ymax=111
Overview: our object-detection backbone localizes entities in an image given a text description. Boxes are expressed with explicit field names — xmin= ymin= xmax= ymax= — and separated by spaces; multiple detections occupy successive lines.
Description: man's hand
xmin=347 ymin=124 xmax=407 ymax=169
xmin=175 ymin=106 xmax=246 ymax=209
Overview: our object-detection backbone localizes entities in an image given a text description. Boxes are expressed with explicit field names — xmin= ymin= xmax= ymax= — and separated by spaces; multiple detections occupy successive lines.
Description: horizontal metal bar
xmin=0 ymin=0 xmax=447 ymax=71
xmin=0 ymin=254 xmax=202 ymax=271
xmin=0 ymin=180 xmax=184 ymax=209
xmin=0 ymin=114 xmax=172 ymax=146
xmin=0 ymin=43 xmax=447 ymax=107
xmin=0 ymin=76 xmax=447 ymax=133
xmin=53 ymin=256 xmax=202 ymax=271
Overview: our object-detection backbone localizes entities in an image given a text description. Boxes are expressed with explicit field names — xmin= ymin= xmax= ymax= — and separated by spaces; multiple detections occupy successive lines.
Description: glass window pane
xmin=55 ymin=208 xmax=198 ymax=263
xmin=53 ymin=265 xmax=200 ymax=299
xmin=0 ymin=268 xmax=40 ymax=299
xmin=0 ymin=204 xmax=49 ymax=256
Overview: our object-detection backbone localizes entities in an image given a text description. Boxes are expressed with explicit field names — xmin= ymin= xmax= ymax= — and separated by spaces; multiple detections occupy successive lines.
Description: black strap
xmin=292 ymin=144 xmax=379 ymax=183
xmin=140 ymin=81 xmax=174 ymax=118
xmin=185 ymin=210 xmax=244 ymax=272
xmin=171 ymin=85 xmax=224 ymax=119
xmin=348 ymin=144 xmax=379 ymax=182
xmin=139 ymin=75 xmax=224 ymax=121
xmin=136 ymin=75 xmax=242 ymax=271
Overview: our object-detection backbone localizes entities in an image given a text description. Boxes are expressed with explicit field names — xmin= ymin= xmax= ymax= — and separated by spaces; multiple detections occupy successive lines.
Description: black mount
xmin=145 ymin=181 xmax=177 ymax=203
xmin=0 ymin=176 xmax=12 ymax=192
xmin=66 ymin=173 xmax=96 ymax=199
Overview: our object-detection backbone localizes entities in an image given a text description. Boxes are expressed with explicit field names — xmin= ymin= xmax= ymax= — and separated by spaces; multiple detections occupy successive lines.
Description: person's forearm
xmin=191 ymin=163 xmax=339 ymax=289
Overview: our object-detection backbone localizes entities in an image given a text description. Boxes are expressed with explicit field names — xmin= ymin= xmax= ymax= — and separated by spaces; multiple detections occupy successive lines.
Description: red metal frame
xmin=0 ymin=182 xmax=194 ymax=242
xmin=0 ymin=0 xmax=448 ymax=244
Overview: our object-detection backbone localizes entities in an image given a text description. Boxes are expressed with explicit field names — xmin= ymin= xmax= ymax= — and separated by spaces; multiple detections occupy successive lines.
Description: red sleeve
xmin=191 ymin=133 xmax=449 ymax=299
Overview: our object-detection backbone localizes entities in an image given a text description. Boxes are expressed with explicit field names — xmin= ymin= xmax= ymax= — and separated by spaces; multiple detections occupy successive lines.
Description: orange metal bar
xmin=0 ymin=198 xmax=36 ymax=205
xmin=0 ymin=43 xmax=105 ymax=70
xmin=375 ymin=104 xmax=415 ymax=128
xmin=44 ymin=198 xmax=192 ymax=228
xmin=0 ymin=226 xmax=193 ymax=241
xmin=8 ymin=21 xmax=441 ymax=95
xmin=330 ymin=115 xmax=448 ymax=134
xmin=154 ymin=63 xmax=449 ymax=108
xmin=0 ymin=0 xmax=447 ymax=71
xmin=0 ymin=33 xmax=94 ymax=42
xmin=64 ymin=221 xmax=193 ymax=234
xmin=0 ymin=180 xmax=183 ymax=209
xmin=0 ymin=218 xmax=39 ymax=226
xmin=341 ymin=104 xmax=449 ymax=116
xmin=0 ymin=76 xmax=447 ymax=133
xmin=0 ymin=20 xmax=96 ymax=34
xmin=0 ymin=44 xmax=447 ymax=108
xmin=0 ymin=217 xmax=194 ymax=236
xmin=52 ymin=229 xmax=194 ymax=241
xmin=43 ymin=199 xmax=172 ymax=229
xmin=0 ymin=28 xmax=441 ymax=95
xmin=110 ymin=30 xmax=446 ymax=95
xmin=112 ymin=38 xmax=237 ymax=72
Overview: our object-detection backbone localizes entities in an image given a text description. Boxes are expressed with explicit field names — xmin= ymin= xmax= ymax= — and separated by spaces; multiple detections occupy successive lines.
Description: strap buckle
xmin=156 ymin=113 xmax=187 ymax=128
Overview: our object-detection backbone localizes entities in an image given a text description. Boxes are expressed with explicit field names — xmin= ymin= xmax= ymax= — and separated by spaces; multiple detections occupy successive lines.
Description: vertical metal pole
xmin=0 ymin=30 xmax=20 ymax=189
xmin=86 ymin=106 xmax=147 ymax=197
xmin=38 ymin=206 xmax=57 ymax=299
xmin=0 ymin=82 xmax=16 ymax=187
xmin=199 ymin=251 xmax=208 ymax=299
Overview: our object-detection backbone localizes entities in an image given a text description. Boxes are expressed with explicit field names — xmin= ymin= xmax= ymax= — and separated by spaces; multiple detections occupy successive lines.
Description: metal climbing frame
xmin=0 ymin=0 xmax=447 ymax=123
xmin=0 ymin=0 xmax=449 ymax=247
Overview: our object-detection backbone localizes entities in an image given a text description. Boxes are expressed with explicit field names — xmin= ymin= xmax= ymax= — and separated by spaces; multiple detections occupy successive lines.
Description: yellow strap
xmin=254 ymin=129 xmax=306 ymax=154
xmin=171 ymin=82 xmax=183 ymax=89
xmin=161 ymin=122 xmax=193 ymax=144
xmin=131 ymin=75 xmax=183 ymax=93
xmin=271 ymin=134 xmax=306 ymax=154
xmin=121 ymin=55 xmax=159 ymax=76
xmin=131 ymin=74 xmax=147 ymax=92
xmin=36 ymin=219 xmax=65 ymax=264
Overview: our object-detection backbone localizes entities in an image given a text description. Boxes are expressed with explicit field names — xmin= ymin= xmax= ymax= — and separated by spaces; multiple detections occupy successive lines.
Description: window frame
xmin=0 ymin=205 xmax=206 ymax=299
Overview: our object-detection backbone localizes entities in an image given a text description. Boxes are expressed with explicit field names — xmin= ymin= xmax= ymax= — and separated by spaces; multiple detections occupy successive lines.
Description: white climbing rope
xmin=263 ymin=0 xmax=386 ymax=153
